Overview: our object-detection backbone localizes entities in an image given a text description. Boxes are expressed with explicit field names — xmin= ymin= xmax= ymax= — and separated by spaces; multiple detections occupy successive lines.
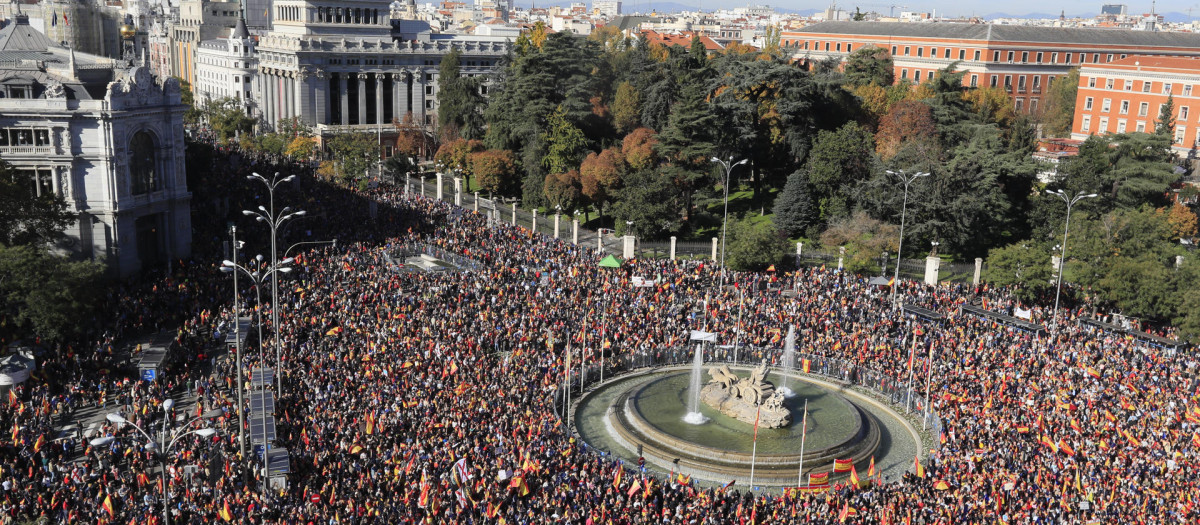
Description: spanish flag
xmin=849 ymin=465 xmax=862 ymax=487
xmin=913 ymin=456 xmax=925 ymax=478
xmin=766 ymin=265 xmax=776 ymax=272
xmin=887 ymin=277 xmax=895 ymax=287
xmin=219 ymin=501 xmax=233 ymax=522
xmin=867 ymin=456 xmax=877 ymax=478
xmin=833 ymin=458 xmax=853 ymax=472
xmin=809 ymin=472 xmax=829 ymax=485
xmin=365 ymin=412 xmax=376 ymax=435
xmin=102 ymin=494 xmax=114 ymax=516
xmin=612 ymin=466 xmax=622 ymax=489
xmin=1058 ymin=439 xmax=1075 ymax=456
xmin=1085 ymin=366 xmax=1101 ymax=379
xmin=1039 ymin=435 xmax=1058 ymax=453
xmin=32 ymin=434 xmax=44 ymax=453
xmin=802 ymin=359 xmax=811 ymax=374
xmin=7 ymin=390 xmax=16 ymax=406
xmin=349 ymin=444 xmax=364 ymax=454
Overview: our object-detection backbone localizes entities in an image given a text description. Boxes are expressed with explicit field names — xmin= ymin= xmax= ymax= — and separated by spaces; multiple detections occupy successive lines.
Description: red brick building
xmin=1072 ymin=56 xmax=1200 ymax=154
xmin=783 ymin=21 xmax=1200 ymax=114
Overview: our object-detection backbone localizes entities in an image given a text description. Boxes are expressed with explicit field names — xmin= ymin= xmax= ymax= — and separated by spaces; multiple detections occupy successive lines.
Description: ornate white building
xmin=0 ymin=15 xmax=190 ymax=276
xmin=254 ymin=0 xmax=509 ymax=137
xmin=195 ymin=18 xmax=258 ymax=112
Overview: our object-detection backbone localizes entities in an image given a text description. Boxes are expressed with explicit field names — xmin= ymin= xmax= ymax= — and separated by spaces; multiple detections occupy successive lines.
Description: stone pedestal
xmin=838 ymin=247 xmax=845 ymax=271
xmin=711 ymin=237 xmax=719 ymax=262
xmin=572 ymin=220 xmax=579 ymax=244
xmin=531 ymin=210 xmax=538 ymax=233
xmin=924 ymin=256 xmax=940 ymax=286
xmin=598 ymin=232 xmax=603 ymax=252
xmin=453 ymin=177 xmax=462 ymax=206
xmin=419 ymin=176 xmax=426 ymax=198
xmin=554 ymin=214 xmax=560 ymax=238
xmin=435 ymin=173 xmax=444 ymax=200
xmin=473 ymin=192 xmax=479 ymax=212
xmin=405 ymin=174 xmax=411 ymax=196
xmin=511 ymin=204 xmax=517 ymax=226
xmin=973 ymin=257 xmax=983 ymax=286
xmin=623 ymin=235 xmax=635 ymax=259
xmin=670 ymin=236 xmax=677 ymax=260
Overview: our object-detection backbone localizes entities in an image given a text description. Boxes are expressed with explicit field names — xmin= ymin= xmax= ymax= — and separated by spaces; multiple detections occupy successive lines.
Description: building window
xmin=1033 ymin=76 xmax=1041 ymax=91
xmin=1165 ymin=83 xmax=1173 ymax=94
xmin=970 ymin=74 xmax=978 ymax=87
xmin=1175 ymin=126 xmax=1186 ymax=144
xmin=948 ymin=49 xmax=953 ymax=59
xmin=1119 ymin=100 xmax=1129 ymax=114
xmin=1124 ymin=80 xmax=1133 ymax=90
xmin=129 ymin=131 xmax=157 ymax=195
xmin=1065 ymin=53 xmax=1072 ymax=63
xmin=1143 ymin=81 xmax=1152 ymax=92
xmin=900 ymin=69 xmax=908 ymax=80
xmin=916 ymin=47 xmax=923 ymax=57
xmin=1018 ymin=76 xmax=1026 ymax=92
xmin=1181 ymin=107 xmax=1190 ymax=120
xmin=973 ymin=50 xmax=980 ymax=61
xmin=1186 ymin=85 xmax=1194 ymax=96
xmin=1021 ymin=51 xmax=1029 ymax=62
xmin=836 ymin=43 xmax=841 ymax=51
xmin=1030 ymin=99 xmax=1038 ymax=112
xmin=1098 ymin=117 xmax=1108 ymax=132
xmin=1007 ymin=51 xmax=1014 ymax=62
xmin=1004 ymin=75 xmax=1012 ymax=88
xmin=891 ymin=45 xmax=897 ymax=54
xmin=993 ymin=50 xmax=1000 ymax=62
xmin=930 ymin=47 xmax=937 ymax=56
xmin=1116 ymin=119 xmax=1126 ymax=133
xmin=824 ymin=42 xmax=830 ymax=51
xmin=1088 ymin=77 xmax=1096 ymax=88
xmin=1102 ymin=98 xmax=1111 ymax=112
xmin=990 ymin=75 xmax=998 ymax=87
xmin=1081 ymin=116 xmax=1091 ymax=132
xmin=1092 ymin=53 xmax=1099 ymax=63
xmin=1051 ymin=52 xmax=1058 ymax=62
xmin=1106 ymin=54 xmax=1113 ymax=62
xmin=1036 ymin=52 xmax=1043 ymax=62
xmin=914 ymin=70 xmax=922 ymax=82
xmin=1015 ymin=98 xmax=1023 ymax=111
xmin=1105 ymin=79 xmax=1114 ymax=90
xmin=1136 ymin=121 xmax=1146 ymax=132
xmin=1139 ymin=102 xmax=1149 ymax=116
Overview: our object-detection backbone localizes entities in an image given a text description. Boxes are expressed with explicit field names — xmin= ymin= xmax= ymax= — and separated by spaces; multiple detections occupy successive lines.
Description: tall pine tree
xmin=772 ymin=170 xmax=816 ymax=237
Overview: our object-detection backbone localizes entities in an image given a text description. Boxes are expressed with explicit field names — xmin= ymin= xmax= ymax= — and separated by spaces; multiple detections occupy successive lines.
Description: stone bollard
xmin=797 ymin=242 xmax=803 ymax=258
xmin=623 ymin=235 xmax=635 ymax=259
xmin=511 ymin=204 xmax=517 ymax=226
xmin=670 ymin=236 xmax=677 ymax=260
xmin=838 ymin=247 xmax=846 ymax=271
xmin=473 ymin=192 xmax=479 ymax=213
xmin=572 ymin=220 xmax=579 ymax=244
xmin=973 ymin=257 xmax=983 ymax=286
xmin=435 ymin=173 xmax=444 ymax=200
xmin=420 ymin=176 xmax=426 ymax=198
xmin=598 ymin=231 xmax=603 ymax=252
xmin=554 ymin=214 xmax=561 ymax=239
xmin=453 ymin=177 xmax=462 ymax=206
xmin=924 ymin=256 xmax=941 ymax=286
xmin=405 ymin=174 xmax=411 ymax=196
xmin=711 ymin=237 xmax=719 ymax=262
xmin=531 ymin=210 xmax=538 ymax=233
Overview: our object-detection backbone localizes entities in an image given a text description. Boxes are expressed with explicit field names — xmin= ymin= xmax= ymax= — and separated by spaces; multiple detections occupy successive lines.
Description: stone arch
xmin=128 ymin=129 xmax=158 ymax=195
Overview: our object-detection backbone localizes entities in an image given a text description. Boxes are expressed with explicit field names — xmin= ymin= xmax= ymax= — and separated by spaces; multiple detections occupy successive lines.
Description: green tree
xmin=611 ymin=81 xmax=642 ymax=134
xmin=0 ymin=244 xmax=106 ymax=343
xmin=726 ymin=217 xmax=788 ymax=271
xmin=203 ymin=97 xmax=255 ymax=144
xmin=327 ymin=132 xmax=378 ymax=183
xmin=983 ymin=242 xmax=1053 ymax=301
xmin=176 ymin=77 xmax=201 ymax=127
xmin=806 ymin=122 xmax=876 ymax=221
xmin=543 ymin=170 xmax=583 ymax=211
xmin=437 ymin=48 xmax=486 ymax=140
xmin=771 ymin=170 xmax=816 ymax=238
xmin=383 ymin=154 xmax=416 ymax=183
xmin=285 ymin=136 xmax=317 ymax=159
xmin=1040 ymin=68 xmax=1078 ymax=137
xmin=610 ymin=168 xmax=681 ymax=239
xmin=843 ymin=45 xmax=893 ymax=87
xmin=0 ymin=162 xmax=76 ymax=247
xmin=435 ymin=138 xmax=485 ymax=188
xmin=818 ymin=212 xmax=899 ymax=274
xmin=1157 ymin=94 xmax=1176 ymax=137
xmin=541 ymin=105 xmax=589 ymax=175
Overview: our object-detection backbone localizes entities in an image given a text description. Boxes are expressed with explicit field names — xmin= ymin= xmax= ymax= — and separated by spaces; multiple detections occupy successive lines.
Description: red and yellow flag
xmin=102 ymin=495 xmax=114 ymax=516
xmin=365 ymin=412 xmax=376 ymax=436
xmin=833 ymin=458 xmax=853 ymax=472
xmin=849 ymin=465 xmax=862 ymax=487
xmin=914 ymin=456 xmax=925 ymax=478
xmin=219 ymin=501 xmax=233 ymax=522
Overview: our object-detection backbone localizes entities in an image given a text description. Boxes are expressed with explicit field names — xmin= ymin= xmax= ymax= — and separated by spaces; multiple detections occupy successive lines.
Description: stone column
xmin=554 ymin=213 xmax=560 ymax=238
xmin=838 ymin=247 xmax=846 ymax=271
xmin=435 ymin=172 xmax=444 ymax=200
xmin=531 ymin=210 xmax=537 ymax=233
xmin=296 ymin=69 xmax=310 ymax=125
xmin=973 ymin=257 xmax=983 ymax=286
xmin=796 ymin=242 xmax=803 ymax=258
xmin=375 ymin=74 xmax=384 ymax=126
xmin=924 ymin=256 xmax=940 ymax=286
xmin=572 ymin=220 xmax=579 ymax=244
xmin=404 ymin=174 xmax=410 ymax=196
xmin=511 ymin=204 xmax=517 ymax=226
xmin=473 ymin=192 xmax=479 ymax=212
xmin=339 ymin=73 xmax=350 ymax=125
xmin=419 ymin=175 xmax=426 ymax=198
xmin=453 ymin=177 xmax=462 ymax=206
xmin=597 ymin=232 xmax=603 ymax=252
xmin=413 ymin=69 xmax=426 ymax=125
xmin=393 ymin=73 xmax=405 ymax=123
xmin=623 ymin=235 xmax=635 ymax=259
xmin=711 ymin=237 xmax=718 ymax=262
xmin=357 ymin=73 xmax=368 ymax=126
xmin=261 ymin=70 xmax=272 ymax=128
xmin=670 ymin=236 xmax=677 ymax=260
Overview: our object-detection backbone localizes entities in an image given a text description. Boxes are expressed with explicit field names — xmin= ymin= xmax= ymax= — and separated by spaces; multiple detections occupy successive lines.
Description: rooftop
xmin=790 ymin=21 xmax=1200 ymax=48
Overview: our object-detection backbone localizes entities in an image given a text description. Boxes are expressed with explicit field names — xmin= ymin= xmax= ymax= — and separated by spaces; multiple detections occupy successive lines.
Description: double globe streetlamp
xmin=711 ymin=157 xmax=748 ymax=290
xmin=1046 ymin=189 xmax=1098 ymax=336
xmin=90 ymin=400 xmax=221 ymax=525
xmin=887 ymin=169 xmax=931 ymax=307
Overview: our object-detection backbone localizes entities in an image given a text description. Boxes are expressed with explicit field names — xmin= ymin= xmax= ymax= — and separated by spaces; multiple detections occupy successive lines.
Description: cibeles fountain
xmin=574 ymin=335 xmax=913 ymax=488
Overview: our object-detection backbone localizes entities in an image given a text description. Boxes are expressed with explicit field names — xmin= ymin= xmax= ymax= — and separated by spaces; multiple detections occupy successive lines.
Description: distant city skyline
xmin=536 ymin=0 xmax=1200 ymax=20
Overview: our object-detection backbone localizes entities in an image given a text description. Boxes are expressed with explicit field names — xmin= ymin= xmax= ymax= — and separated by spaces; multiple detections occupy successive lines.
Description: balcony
xmin=0 ymin=145 xmax=55 ymax=155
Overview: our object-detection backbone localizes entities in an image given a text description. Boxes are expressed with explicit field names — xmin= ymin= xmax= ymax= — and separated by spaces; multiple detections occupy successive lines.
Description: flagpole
xmin=905 ymin=329 xmax=917 ymax=413
xmin=797 ymin=400 xmax=808 ymax=487
xmin=922 ymin=339 xmax=935 ymax=430
xmin=749 ymin=405 xmax=760 ymax=492
xmin=564 ymin=337 xmax=571 ymax=426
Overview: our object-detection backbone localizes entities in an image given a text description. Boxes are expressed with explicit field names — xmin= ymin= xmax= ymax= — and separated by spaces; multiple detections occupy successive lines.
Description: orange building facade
xmin=783 ymin=21 xmax=1200 ymax=115
xmin=1072 ymin=56 xmax=1200 ymax=154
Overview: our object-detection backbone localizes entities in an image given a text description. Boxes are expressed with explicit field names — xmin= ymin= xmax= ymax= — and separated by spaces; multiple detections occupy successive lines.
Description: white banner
xmin=1013 ymin=307 xmax=1032 ymax=320
xmin=689 ymin=330 xmax=717 ymax=342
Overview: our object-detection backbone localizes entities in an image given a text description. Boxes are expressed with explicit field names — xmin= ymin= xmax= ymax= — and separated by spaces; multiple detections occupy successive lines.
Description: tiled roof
xmin=791 ymin=21 xmax=1200 ymax=48
xmin=0 ymin=15 xmax=58 ymax=52
xmin=1102 ymin=55 xmax=1200 ymax=71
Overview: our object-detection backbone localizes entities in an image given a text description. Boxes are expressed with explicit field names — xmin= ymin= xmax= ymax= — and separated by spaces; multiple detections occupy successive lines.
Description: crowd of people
xmin=0 ymin=143 xmax=1196 ymax=524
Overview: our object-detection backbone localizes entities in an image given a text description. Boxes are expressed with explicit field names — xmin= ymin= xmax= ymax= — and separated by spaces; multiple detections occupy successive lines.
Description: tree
xmin=543 ymin=170 xmax=583 ymax=212
xmin=726 ymin=217 xmax=789 ymax=271
xmin=435 ymin=138 xmax=485 ymax=188
xmin=284 ymin=136 xmax=317 ymax=159
xmin=1040 ymin=68 xmax=1079 ymax=137
xmin=875 ymin=100 xmax=939 ymax=162
xmin=771 ymin=170 xmax=816 ymax=237
xmin=622 ymin=128 xmax=658 ymax=171
xmin=1157 ymin=94 xmax=1176 ymax=137
xmin=394 ymin=113 xmax=434 ymax=159
xmin=610 ymin=167 xmax=681 ymax=239
xmin=204 ymin=97 xmax=256 ymax=144
xmin=383 ymin=154 xmax=416 ymax=183
xmin=963 ymin=87 xmax=1018 ymax=128
xmin=806 ymin=122 xmax=877 ymax=221
xmin=437 ymin=48 xmax=486 ymax=140
xmin=326 ymin=132 xmax=378 ymax=183
xmin=1160 ymin=202 xmax=1199 ymax=240
xmin=983 ymin=242 xmax=1053 ymax=301
xmin=541 ymin=105 xmax=589 ymax=175
xmin=177 ymin=77 xmax=201 ymax=127
xmin=819 ymin=212 xmax=899 ymax=274
xmin=0 ymin=163 xmax=76 ymax=247
xmin=579 ymin=148 xmax=623 ymax=219
xmin=843 ymin=45 xmax=893 ymax=87
xmin=470 ymin=149 xmax=519 ymax=196
xmin=0 ymin=244 xmax=106 ymax=343
xmin=611 ymin=81 xmax=642 ymax=134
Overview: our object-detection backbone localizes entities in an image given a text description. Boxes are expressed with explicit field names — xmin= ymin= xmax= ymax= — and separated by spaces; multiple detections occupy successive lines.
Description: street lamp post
xmin=887 ymin=169 xmax=931 ymax=307
xmin=711 ymin=156 xmax=747 ymax=289
xmin=245 ymin=172 xmax=305 ymax=396
xmin=228 ymin=226 xmax=246 ymax=459
xmin=1046 ymin=189 xmax=1098 ymax=336
xmin=92 ymin=403 xmax=219 ymax=525
xmin=283 ymin=239 xmax=338 ymax=261
xmin=221 ymin=256 xmax=291 ymax=491
xmin=732 ymin=285 xmax=745 ymax=364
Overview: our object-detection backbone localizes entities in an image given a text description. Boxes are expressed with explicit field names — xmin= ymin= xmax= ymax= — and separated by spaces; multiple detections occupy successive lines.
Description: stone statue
xmin=701 ymin=359 xmax=791 ymax=428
